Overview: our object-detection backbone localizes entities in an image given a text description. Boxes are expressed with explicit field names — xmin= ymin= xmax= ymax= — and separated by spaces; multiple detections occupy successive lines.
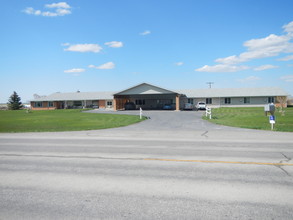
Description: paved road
xmin=1 ymin=111 xmax=293 ymax=219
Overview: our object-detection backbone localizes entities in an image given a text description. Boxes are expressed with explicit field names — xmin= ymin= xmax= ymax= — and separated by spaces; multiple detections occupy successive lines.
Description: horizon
xmin=1 ymin=0 xmax=293 ymax=103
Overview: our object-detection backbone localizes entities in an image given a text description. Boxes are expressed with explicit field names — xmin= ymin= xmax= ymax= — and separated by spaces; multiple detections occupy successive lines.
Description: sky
xmin=1 ymin=0 xmax=293 ymax=103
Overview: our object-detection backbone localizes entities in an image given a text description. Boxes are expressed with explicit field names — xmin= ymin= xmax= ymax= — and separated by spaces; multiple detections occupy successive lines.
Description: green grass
xmin=0 ymin=109 xmax=146 ymax=132
xmin=203 ymin=107 xmax=293 ymax=132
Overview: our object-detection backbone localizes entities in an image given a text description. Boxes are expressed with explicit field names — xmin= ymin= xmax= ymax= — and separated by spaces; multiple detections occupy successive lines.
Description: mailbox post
xmin=264 ymin=103 xmax=275 ymax=116
xmin=264 ymin=103 xmax=276 ymax=130
xmin=269 ymin=103 xmax=275 ymax=116
xmin=206 ymin=107 xmax=212 ymax=119
xmin=139 ymin=107 xmax=143 ymax=119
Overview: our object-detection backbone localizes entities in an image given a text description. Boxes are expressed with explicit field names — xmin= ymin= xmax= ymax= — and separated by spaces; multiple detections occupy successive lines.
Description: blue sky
xmin=1 ymin=0 xmax=293 ymax=103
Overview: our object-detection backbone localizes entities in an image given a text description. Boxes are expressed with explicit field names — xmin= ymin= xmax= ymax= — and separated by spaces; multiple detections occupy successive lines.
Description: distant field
xmin=0 ymin=104 xmax=7 ymax=110
xmin=0 ymin=109 xmax=146 ymax=132
xmin=204 ymin=107 xmax=293 ymax=132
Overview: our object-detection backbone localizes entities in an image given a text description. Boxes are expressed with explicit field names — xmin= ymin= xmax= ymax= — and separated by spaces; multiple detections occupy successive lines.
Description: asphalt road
xmin=0 ymin=111 xmax=293 ymax=219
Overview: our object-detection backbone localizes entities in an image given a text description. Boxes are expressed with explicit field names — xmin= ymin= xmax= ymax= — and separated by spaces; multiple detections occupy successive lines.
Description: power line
xmin=206 ymin=82 xmax=214 ymax=89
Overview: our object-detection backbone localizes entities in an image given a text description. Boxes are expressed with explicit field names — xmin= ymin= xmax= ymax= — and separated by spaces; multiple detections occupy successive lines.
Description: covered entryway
xmin=113 ymin=83 xmax=181 ymax=111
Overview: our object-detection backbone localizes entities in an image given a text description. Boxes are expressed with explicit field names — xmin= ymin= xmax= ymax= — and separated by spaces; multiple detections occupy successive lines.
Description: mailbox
xmin=264 ymin=103 xmax=275 ymax=116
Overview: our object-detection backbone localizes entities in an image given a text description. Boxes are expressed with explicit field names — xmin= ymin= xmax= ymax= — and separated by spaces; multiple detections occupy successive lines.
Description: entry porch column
xmin=176 ymin=94 xmax=180 ymax=111
xmin=113 ymin=96 xmax=125 ymax=111
xmin=113 ymin=97 xmax=117 ymax=111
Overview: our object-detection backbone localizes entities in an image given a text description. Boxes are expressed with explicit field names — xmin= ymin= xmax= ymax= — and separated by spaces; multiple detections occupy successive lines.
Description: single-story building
xmin=31 ymin=91 xmax=114 ymax=110
xmin=113 ymin=83 xmax=181 ymax=111
xmin=30 ymin=83 xmax=288 ymax=110
xmin=178 ymin=87 xmax=288 ymax=108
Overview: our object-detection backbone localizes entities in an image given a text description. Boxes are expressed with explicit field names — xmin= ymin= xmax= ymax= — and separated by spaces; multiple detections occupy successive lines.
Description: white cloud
xmin=23 ymin=2 xmax=72 ymax=17
xmin=280 ymin=75 xmax=293 ymax=82
xmin=253 ymin=64 xmax=278 ymax=71
xmin=283 ymin=21 xmax=293 ymax=36
xmin=64 ymin=68 xmax=85 ymax=76
xmin=237 ymin=76 xmax=261 ymax=83
xmin=216 ymin=34 xmax=293 ymax=65
xmin=175 ymin=62 xmax=184 ymax=66
xmin=24 ymin=7 xmax=34 ymax=14
xmin=45 ymin=2 xmax=71 ymax=9
xmin=195 ymin=64 xmax=249 ymax=72
xmin=198 ymin=21 xmax=293 ymax=73
xmin=23 ymin=7 xmax=41 ymax=15
xmin=140 ymin=30 xmax=151 ymax=35
xmin=42 ymin=8 xmax=71 ymax=17
xmin=104 ymin=41 xmax=123 ymax=48
xmin=64 ymin=44 xmax=102 ymax=53
xmin=64 ymin=68 xmax=85 ymax=73
xmin=244 ymin=34 xmax=290 ymax=51
xmin=56 ymin=8 xmax=71 ymax=16
xmin=88 ymin=62 xmax=115 ymax=70
xmin=278 ymin=55 xmax=293 ymax=61
xmin=41 ymin=11 xmax=58 ymax=17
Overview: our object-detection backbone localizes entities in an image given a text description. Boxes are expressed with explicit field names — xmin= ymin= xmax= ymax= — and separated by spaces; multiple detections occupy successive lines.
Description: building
xmin=113 ymin=83 xmax=181 ymax=111
xmin=178 ymin=87 xmax=288 ymax=108
xmin=31 ymin=91 xmax=114 ymax=110
xmin=30 ymin=83 xmax=288 ymax=110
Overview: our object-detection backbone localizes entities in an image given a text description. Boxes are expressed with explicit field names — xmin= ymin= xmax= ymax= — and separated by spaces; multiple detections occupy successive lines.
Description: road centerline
xmin=144 ymin=158 xmax=293 ymax=166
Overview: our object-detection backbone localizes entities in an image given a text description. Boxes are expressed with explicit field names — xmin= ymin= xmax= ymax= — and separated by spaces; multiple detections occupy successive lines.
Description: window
xmin=268 ymin=97 xmax=275 ymax=103
xmin=187 ymin=99 xmax=193 ymax=104
xmin=224 ymin=98 xmax=231 ymax=104
xmin=107 ymin=101 xmax=112 ymax=106
xmin=34 ymin=102 xmax=43 ymax=107
xmin=48 ymin=102 xmax=54 ymax=107
xmin=206 ymin=98 xmax=212 ymax=104
xmin=135 ymin=99 xmax=145 ymax=105
xmin=244 ymin=97 xmax=250 ymax=104
xmin=73 ymin=101 xmax=82 ymax=107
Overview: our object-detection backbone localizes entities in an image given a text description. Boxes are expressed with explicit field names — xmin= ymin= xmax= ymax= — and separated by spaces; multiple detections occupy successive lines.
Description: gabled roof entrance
xmin=114 ymin=83 xmax=180 ymax=111
xmin=114 ymin=83 xmax=178 ymax=95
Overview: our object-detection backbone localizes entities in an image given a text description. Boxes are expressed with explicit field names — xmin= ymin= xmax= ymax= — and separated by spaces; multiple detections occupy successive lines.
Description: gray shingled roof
xmin=177 ymin=87 xmax=288 ymax=98
xmin=32 ymin=87 xmax=288 ymax=102
xmin=32 ymin=91 xmax=114 ymax=101
xmin=114 ymin=82 xmax=178 ymax=95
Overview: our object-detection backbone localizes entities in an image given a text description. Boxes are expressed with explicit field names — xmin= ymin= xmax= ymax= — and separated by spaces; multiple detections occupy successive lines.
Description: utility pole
xmin=206 ymin=82 xmax=214 ymax=89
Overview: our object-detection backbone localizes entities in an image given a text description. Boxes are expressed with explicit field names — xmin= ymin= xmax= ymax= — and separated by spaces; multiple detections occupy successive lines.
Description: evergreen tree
xmin=8 ymin=91 xmax=23 ymax=110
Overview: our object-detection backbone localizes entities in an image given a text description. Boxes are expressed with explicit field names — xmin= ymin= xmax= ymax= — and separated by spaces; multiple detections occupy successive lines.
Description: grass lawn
xmin=0 ymin=109 xmax=146 ymax=132
xmin=203 ymin=107 xmax=293 ymax=132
